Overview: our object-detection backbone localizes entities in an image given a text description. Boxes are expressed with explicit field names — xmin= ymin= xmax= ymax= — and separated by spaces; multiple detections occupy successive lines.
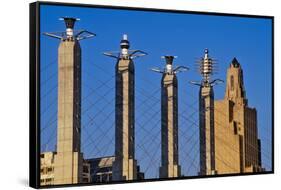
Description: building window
xmin=83 ymin=178 xmax=88 ymax=183
xmin=230 ymin=75 xmax=234 ymax=91
xmin=102 ymin=174 xmax=108 ymax=182
xmin=83 ymin=166 xmax=89 ymax=173
xmin=234 ymin=122 xmax=238 ymax=134
xmin=97 ymin=175 xmax=102 ymax=182
xmin=46 ymin=178 xmax=53 ymax=182
xmin=41 ymin=167 xmax=47 ymax=174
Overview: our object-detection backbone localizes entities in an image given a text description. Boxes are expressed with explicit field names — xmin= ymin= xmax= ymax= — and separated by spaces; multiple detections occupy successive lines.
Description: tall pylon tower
xmin=44 ymin=17 xmax=95 ymax=185
xmin=190 ymin=49 xmax=223 ymax=176
xmin=151 ymin=56 xmax=188 ymax=178
xmin=104 ymin=34 xmax=147 ymax=181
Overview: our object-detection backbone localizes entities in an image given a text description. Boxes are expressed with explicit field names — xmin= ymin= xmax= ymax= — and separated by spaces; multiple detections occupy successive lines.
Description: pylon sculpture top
xmin=103 ymin=34 xmax=147 ymax=60
xmin=151 ymin=55 xmax=189 ymax=75
xmin=199 ymin=49 xmax=217 ymax=83
xmin=191 ymin=49 xmax=223 ymax=87
xmin=43 ymin=17 xmax=96 ymax=41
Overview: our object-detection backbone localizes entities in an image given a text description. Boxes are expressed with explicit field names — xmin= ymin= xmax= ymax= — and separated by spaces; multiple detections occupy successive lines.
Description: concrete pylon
xmin=44 ymin=17 xmax=95 ymax=185
xmin=54 ymin=38 xmax=84 ymax=184
xmin=151 ymin=56 xmax=188 ymax=178
xmin=113 ymin=57 xmax=138 ymax=180
xmin=199 ymin=85 xmax=216 ymax=175
xmin=104 ymin=35 xmax=147 ymax=181
xmin=190 ymin=49 xmax=222 ymax=176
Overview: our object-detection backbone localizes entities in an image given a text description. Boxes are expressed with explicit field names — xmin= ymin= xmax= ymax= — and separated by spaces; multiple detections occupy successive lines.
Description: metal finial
xmin=123 ymin=34 xmax=128 ymax=41
xmin=190 ymin=49 xmax=223 ymax=87
xmin=205 ymin=48 xmax=209 ymax=54
xmin=204 ymin=49 xmax=209 ymax=59
xmin=201 ymin=49 xmax=213 ymax=81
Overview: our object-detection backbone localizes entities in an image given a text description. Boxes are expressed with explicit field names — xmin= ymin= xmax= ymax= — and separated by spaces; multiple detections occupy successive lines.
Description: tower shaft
xmin=225 ymin=58 xmax=247 ymax=106
xmin=160 ymin=74 xmax=181 ymax=178
xmin=199 ymin=85 xmax=216 ymax=175
xmin=113 ymin=59 xmax=137 ymax=180
xmin=54 ymin=40 xmax=83 ymax=184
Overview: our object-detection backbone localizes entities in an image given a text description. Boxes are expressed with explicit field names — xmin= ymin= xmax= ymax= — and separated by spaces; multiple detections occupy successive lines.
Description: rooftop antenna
xmin=103 ymin=34 xmax=147 ymax=60
xmin=190 ymin=49 xmax=223 ymax=87
xmin=151 ymin=55 xmax=189 ymax=74
xmin=43 ymin=17 xmax=96 ymax=40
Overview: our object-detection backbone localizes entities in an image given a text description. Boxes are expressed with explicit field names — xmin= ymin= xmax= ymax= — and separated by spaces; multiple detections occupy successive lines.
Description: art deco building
xmin=214 ymin=58 xmax=263 ymax=174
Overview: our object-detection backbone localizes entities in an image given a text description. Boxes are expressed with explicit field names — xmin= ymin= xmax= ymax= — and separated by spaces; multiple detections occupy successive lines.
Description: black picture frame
xmin=29 ymin=1 xmax=274 ymax=189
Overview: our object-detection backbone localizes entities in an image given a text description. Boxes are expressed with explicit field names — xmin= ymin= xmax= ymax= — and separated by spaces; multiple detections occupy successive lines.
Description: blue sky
xmin=40 ymin=4 xmax=273 ymax=178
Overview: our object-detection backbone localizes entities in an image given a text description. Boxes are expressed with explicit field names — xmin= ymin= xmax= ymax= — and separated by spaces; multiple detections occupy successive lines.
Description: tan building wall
xmin=40 ymin=152 xmax=56 ymax=185
xmin=214 ymin=100 xmax=241 ymax=174
xmin=40 ymin=152 xmax=90 ymax=186
xmin=213 ymin=58 xmax=262 ymax=174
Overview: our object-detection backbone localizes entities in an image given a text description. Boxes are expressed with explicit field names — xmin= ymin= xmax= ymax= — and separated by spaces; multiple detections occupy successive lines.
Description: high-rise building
xmin=214 ymin=58 xmax=263 ymax=173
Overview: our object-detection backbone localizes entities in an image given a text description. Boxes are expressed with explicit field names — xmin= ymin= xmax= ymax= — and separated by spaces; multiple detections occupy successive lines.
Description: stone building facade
xmin=214 ymin=58 xmax=263 ymax=174
xmin=40 ymin=152 xmax=91 ymax=186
